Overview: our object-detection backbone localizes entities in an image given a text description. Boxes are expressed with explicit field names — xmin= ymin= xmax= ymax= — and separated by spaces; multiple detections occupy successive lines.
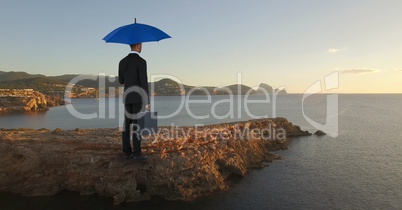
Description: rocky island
xmin=0 ymin=118 xmax=311 ymax=205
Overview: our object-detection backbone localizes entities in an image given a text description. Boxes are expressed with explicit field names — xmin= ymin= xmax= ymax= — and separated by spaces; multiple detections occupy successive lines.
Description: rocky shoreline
xmin=0 ymin=118 xmax=311 ymax=205
xmin=0 ymin=89 xmax=65 ymax=113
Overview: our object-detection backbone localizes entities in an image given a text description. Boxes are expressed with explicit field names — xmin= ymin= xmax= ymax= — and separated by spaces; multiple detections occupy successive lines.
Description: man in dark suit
xmin=118 ymin=42 xmax=150 ymax=160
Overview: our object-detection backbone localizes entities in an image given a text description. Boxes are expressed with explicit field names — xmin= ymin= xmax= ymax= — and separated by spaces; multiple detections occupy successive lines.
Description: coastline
xmin=0 ymin=117 xmax=311 ymax=205
xmin=0 ymin=89 xmax=65 ymax=114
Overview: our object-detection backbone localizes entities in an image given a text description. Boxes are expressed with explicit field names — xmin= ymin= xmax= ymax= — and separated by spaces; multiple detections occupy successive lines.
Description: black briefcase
xmin=139 ymin=111 xmax=158 ymax=136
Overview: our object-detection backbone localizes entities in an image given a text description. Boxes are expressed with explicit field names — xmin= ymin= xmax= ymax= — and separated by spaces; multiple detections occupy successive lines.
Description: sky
xmin=0 ymin=0 xmax=401 ymax=93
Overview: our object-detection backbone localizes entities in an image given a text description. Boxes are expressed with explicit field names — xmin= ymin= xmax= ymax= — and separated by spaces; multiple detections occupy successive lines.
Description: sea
xmin=0 ymin=94 xmax=401 ymax=210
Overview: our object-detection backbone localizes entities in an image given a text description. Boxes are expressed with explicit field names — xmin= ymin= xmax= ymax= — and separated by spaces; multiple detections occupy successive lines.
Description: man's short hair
xmin=130 ymin=43 xmax=141 ymax=48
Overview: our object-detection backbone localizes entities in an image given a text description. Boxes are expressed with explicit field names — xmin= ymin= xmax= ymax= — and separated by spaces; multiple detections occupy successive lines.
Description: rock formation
xmin=314 ymin=130 xmax=326 ymax=136
xmin=0 ymin=118 xmax=310 ymax=205
xmin=0 ymin=89 xmax=64 ymax=113
xmin=256 ymin=83 xmax=287 ymax=95
xmin=214 ymin=84 xmax=256 ymax=95
xmin=256 ymin=83 xmax=274 ymax=94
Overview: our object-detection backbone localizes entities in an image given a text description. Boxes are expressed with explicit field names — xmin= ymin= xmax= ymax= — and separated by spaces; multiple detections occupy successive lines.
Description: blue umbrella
xmin=103 ymin=19 xmax=171 ymax=45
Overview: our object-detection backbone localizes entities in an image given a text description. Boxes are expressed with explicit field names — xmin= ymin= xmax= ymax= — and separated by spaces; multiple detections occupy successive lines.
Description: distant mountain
xmin=0 ymin=77 xmax=67 ymax=96
xmin=278 ymin=88 xmax=287 ymax=94
xmin=149 ymin=78 xmax=183 ymax=96
xmin=183 ymin=85 xmax=216 ymax=95
xmin=0 ymin=71 xmax=45 ymax=82
xmin=0 ymin=71 xmax=287 ymax=96
xmin=0 ymin=72 xmax=110 ymax=88
xmin=48 ymin=74 xmax=79 ymax=83
xmin=256 ymin=83 xmax=273 ymax=94
xmin=256 ymin=83 xmax=287 ymax=95
xmin=214 ymin=84 xmax=256 ymax=95
xmin=0 ymin=77 xmax=66 ymax=87
xmin=150 ymin=80 xmax=257 ymax=96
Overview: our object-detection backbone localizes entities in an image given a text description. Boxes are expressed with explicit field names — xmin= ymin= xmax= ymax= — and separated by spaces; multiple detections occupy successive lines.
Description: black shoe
xmin=133 ymin=156 xmax=149 ymax=161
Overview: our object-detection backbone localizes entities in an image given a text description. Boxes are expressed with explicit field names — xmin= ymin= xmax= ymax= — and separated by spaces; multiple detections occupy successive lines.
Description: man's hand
xmin=146 ymin=104 xmax=151 ymax=111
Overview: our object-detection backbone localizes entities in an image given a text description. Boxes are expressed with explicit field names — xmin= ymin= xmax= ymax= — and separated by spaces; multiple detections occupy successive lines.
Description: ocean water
xmin=0 ymin=94 xmax=334 ymax=130
xmin=0 ymin=94 xmax=401 ymax=209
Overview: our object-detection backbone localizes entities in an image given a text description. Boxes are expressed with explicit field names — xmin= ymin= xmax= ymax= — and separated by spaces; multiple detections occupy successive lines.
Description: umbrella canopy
xmin=103 ymin=19 xmax=171 ymax=45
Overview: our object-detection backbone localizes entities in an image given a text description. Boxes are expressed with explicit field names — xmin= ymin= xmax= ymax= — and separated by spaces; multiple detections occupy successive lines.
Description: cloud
xmin=328 ymin=48 xmax=339 ymax=54
xmin=394 ymin=69 xmax=402 ymax=72
xmin=341 ymin=68 xmax=380 ymax=75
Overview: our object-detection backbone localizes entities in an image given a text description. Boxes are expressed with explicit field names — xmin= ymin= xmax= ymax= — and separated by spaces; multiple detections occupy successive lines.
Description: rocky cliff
xmin=0 ymin=89 xmax=64 ymax=113
xmin=0 ymin=118 xmax=310 ymax=205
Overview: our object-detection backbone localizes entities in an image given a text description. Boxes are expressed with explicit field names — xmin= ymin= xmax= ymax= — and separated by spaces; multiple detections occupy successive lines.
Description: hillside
xmin=0 ymin=71 xmax=286 ymax=96
xmin=214 ymin=84 xmax=257 ymax=95
xmin=0 ymin=71 xmax=45 ymax=82
xmin=256 ymin=83 xmax=287 ymax=95
xmin=149 ymin=78 xmax=183 ymax=96
xmin=0 ymin=77 xmax=67 ymax=96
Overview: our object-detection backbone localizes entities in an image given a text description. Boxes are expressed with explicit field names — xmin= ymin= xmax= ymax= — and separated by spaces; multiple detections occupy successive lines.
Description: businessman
xmin=118 ymin=42 xmax=150 ymax=161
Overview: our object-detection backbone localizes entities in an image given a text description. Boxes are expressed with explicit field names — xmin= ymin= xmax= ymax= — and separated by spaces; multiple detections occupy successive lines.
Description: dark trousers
xmin=122 ymin=103 xmax=143 ymax=157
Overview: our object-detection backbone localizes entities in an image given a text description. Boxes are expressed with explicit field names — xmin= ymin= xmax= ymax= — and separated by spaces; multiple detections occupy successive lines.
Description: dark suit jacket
xmin=118 ymin=53 xmax=150 ymax=104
